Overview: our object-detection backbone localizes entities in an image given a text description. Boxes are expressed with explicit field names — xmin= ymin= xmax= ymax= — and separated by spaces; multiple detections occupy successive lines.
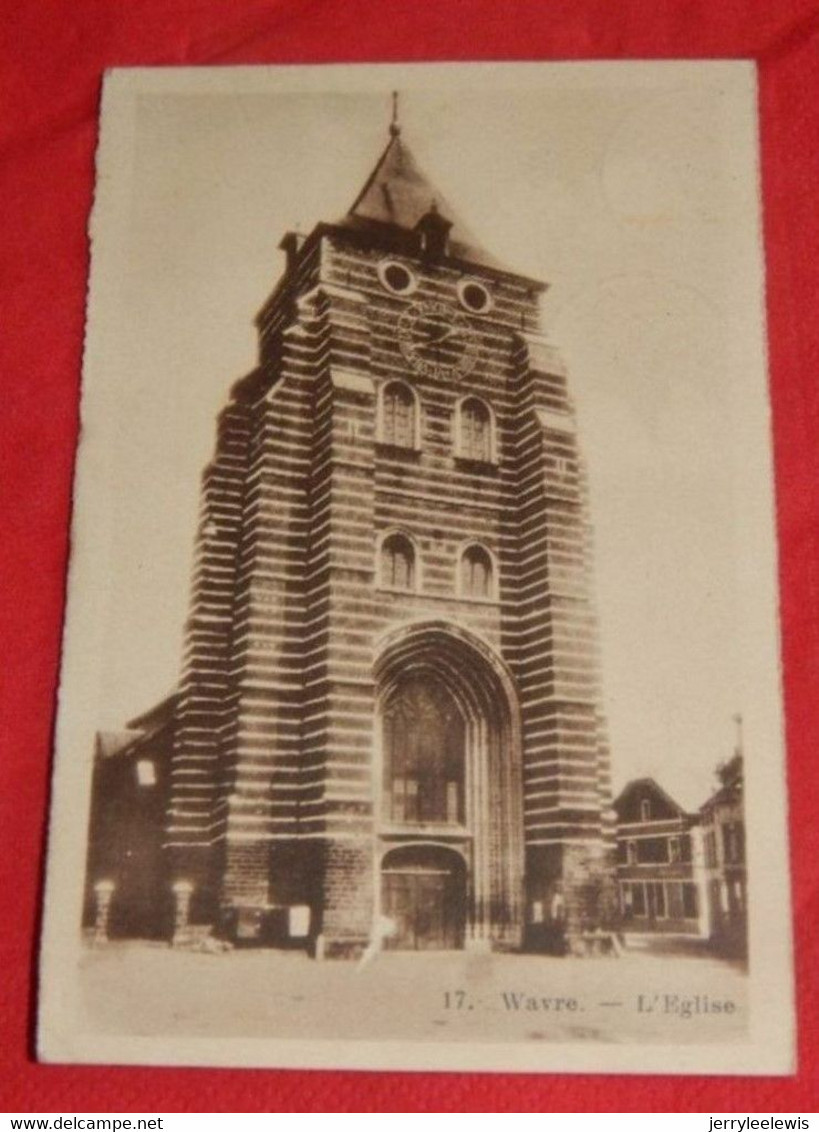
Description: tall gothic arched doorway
xmin=375 ymin=621 xmax=524 ymax=951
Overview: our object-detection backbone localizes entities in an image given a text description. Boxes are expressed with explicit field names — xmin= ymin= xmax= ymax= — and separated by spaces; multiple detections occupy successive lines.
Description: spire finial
xmin=733 ymin=712 xmax=744 ymax=758
xmin=389 ymin=91 xmax=400 ymax=137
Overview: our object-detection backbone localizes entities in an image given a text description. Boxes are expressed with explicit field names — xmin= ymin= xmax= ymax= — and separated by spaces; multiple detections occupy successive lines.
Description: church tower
xmin=160 ymin=100 xmax=616 ymax=956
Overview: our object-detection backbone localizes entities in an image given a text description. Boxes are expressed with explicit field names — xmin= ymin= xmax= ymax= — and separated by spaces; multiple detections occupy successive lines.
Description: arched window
xmin=458 ymin=397 xmax=493 ymax=462
xmin=380 ymin=532 xmax=416 ymax=591
xmin=460 ymin=544 xmax=494 ymax=600
xmin=380 ymin=381 xmax=417 ymax=449
xmin=382 ymin=676 xmax=465 ymax=825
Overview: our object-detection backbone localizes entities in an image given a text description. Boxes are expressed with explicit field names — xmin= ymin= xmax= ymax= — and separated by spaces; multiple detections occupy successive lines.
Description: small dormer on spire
xmin=415 ymin=199 xmax=453 ymax=259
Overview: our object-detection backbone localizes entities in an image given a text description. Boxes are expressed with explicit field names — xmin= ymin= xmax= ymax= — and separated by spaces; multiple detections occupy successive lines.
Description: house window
xmin=631 ymin=883 xmax=647 ymax=916
xmin=621 ymin=884 xmax=633 ymax=917
xmin=458 ymin=397 xmax=493 ymax=462
xmin=641 ymin=798 xmax=652 ymax=821
xmin=460 ymin=544 xmax=494 ymax=599
xmin=668 ymin=836 xmax=680 ymax=863
xmin=720 ymin=881 xmax=730 ymax=913
xmin=722 ymin=823 xmax=740 ymax=863
xmin=380 ymin=533 xmax=416 ymax=591
xmin=381 ymin=381 xmax=417 ymax=448
xmin=638 ymin=837 xmax=668 ymax=863
xmin=652 ymin=882 xmax=667 ymax=918
xmin=683 ymin=884 xmax=699 ymax=919
xmin=626 ymin=840 xmax=637 ymax=865
xmin=135 ymin=759 xmax=156 ymax=787
xmin=721 ymin=821 xmax=745 ymax=864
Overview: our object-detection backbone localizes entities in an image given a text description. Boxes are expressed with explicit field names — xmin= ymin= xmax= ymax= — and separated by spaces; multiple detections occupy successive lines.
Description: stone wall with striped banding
xmin=166 ymin=397 xmax=252 ymax=914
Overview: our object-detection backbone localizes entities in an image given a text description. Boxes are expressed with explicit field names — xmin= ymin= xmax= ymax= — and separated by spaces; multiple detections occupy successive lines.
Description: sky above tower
xmin=83 ymin=64 xmax=777 ymax=812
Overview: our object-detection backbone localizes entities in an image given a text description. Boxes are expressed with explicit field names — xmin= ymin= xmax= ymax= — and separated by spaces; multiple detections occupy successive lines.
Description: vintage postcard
xmin=38 ymin=61 xmax=794 ymax=1074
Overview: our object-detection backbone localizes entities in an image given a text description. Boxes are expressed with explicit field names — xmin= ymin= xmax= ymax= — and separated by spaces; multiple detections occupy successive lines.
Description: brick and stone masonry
xmin=86 ymin=106 xmax=618 ymax=957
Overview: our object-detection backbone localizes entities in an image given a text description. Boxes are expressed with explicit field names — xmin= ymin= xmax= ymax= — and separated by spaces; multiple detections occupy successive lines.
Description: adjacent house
xmin=613 ymin=778 xmax=703 ymax=937
xmin=84 ymin=696 xmax=176 ymax=939
xmin=699 ymin=755 xmax=747 ymax=956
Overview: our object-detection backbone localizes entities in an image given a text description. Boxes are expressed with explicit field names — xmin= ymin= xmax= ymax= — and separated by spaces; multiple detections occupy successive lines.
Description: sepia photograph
xmin=38 ymin=61 xmax=793 ymax=1075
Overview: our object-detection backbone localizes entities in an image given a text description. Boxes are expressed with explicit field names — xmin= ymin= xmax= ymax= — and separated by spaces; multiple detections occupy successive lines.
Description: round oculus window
xmin=377 ymin=260 xmax=418 ymax=296
xmin=457 ymin=278 xmax=493 ymax=314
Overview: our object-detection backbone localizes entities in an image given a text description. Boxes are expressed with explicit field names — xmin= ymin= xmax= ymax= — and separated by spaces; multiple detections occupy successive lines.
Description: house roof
xmin=613 ymin=776 xmax=690 ymax=818
xmin=336 ymin=128 xmax=506 ymax=272
xmin=96 ymin=730 xmax=139 ymax=760
xmin=700 ymin=780 xmax=742 ymax=815
xmin=126 ymin=692 xmax=179 ymax=733
xmin=95 ymin=693 xmax=179 ymax=763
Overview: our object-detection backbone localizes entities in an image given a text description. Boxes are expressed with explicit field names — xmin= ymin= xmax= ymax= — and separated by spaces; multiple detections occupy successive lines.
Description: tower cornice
xmin=256 ymin=220 xmax=548 ymax=332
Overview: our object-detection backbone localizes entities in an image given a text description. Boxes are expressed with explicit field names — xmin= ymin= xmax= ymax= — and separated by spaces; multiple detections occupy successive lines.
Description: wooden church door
xmin=381 ymin=847 xmax=465 ymax=951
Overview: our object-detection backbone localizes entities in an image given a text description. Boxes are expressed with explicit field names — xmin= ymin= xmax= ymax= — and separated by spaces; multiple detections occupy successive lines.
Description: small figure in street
xmin=357 ymin=913 xmax=397 ymax=970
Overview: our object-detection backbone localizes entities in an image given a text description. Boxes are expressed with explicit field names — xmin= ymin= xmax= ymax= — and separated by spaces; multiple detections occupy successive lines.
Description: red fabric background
xmin=1 ymin=0 xmax=817 ymax=1112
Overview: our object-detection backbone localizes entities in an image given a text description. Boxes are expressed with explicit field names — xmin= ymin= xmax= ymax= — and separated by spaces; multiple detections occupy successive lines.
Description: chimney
xmin=279 ymin=231 xmax=306 ymax=274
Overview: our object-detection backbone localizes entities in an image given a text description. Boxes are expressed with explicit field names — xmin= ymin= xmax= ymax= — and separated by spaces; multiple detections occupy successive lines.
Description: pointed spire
xmin=336 ymin=97 xmax=507 ymax=271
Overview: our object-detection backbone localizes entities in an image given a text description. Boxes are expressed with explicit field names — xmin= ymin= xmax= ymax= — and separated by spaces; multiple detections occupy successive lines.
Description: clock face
xmin=396 ymin=300 xmax=480 ymax=380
